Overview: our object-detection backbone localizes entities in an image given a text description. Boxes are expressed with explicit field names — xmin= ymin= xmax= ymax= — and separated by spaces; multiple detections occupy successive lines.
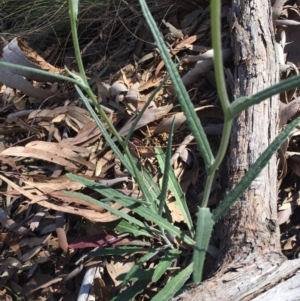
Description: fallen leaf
xmin=167 ymin=197 xmax=185 ymax=223
xmin=0 ymin=39 xmax=65 ymax=100
xmin=106 ymin=255 xmax=135 ymax=286
xmin=118 ymin=104 xmax=173 ymax=137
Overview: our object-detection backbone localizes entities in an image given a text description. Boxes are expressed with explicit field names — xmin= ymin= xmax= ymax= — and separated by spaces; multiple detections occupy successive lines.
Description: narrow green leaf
xmin=75 ymin=87 xmax=157 ymax=210
xmin=113 ymin=220 xmax=152 ymax=237
xmin=138 ymin=165 xmax=174 ymax=222
xmin=110 ymin=279 xmax=149 ymax=301
xmin=67 ymin=0 xmax=88 ymax=86
xmin=125 ymin=74 xmax=170 ymax=145
xmin=75 ymin=86 xmax=133 ymax=175
xmin=120 ymin=248 xmax=162 ymax=287
xmin=66 ymin=174 xmax=195 ymax=246
xmin=156 ymin=148 xmax=195 ymax=235
xmin=213 ymin=115 xmax=300 ymax=222
xmin=88 ymin=247 xmax=151 ymax=257
xmin=138 ymin=0 xmax=214 ymax=171
xmin=193 ymin=208 xmax=214 ymax=284
xmin=0 ymin=61 xmax=84 ymax=88
xmin=63 ymin=189 xmax=159 ymax=235
xmin=138 ymin=164 xmax=160 ymax=207
xmin=104 ymin=219 xmax=152 ymax=237
xmin=158 ymin=118 xmax=175 ymax=216
xmin=117 ymin=269 xmax=154 ymax=281
xmin=127 ymin=156 xmax=160 ymax=209
xmin=100 ymin=197 xmax=148 ymax=206
xmin=152 ymin=249 xmax=181 ymax=282
xmin=230 ymin=75 xmax=300 ymax=119
xmin=151 ymin=263 xmax=193 ymax=301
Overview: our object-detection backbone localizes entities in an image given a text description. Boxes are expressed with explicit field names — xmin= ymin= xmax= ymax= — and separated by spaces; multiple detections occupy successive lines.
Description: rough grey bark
xmin=218 ymin=0 xmax=280 ymax=267
xmin=174 ymin=0 xmax=300 ymax=300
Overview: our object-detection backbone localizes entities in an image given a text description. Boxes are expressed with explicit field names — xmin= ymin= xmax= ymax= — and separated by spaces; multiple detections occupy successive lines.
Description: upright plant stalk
xmin=201 ymin=0 xmax=233 ymax=207
xmin=68 ymin=0 xmax=88 ymax=88
xmin=210 ymin=1 xmax=230 ymax=113
xmin=138 ymin=0 xmax=232 ymax=208
xmin=68 ymin=0 xmax=123 ymax=148
xmin=68 ymin=1 xmax=186 ymax=250
xmin=68 ymin=0 xmax=158 ymax=215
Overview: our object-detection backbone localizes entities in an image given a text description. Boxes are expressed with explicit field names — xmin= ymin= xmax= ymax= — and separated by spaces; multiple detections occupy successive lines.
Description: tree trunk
xmin=218 ymin=0 xmax=280 ymax=268
xmin=176 ymin=0 xmax=300 ymax=300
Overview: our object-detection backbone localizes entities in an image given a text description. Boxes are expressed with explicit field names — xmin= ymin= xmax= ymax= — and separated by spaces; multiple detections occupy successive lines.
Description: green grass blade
xmin=158 ymin=118 xmax=175 ymax=216
xmin=110 ymin=279 xmax=150 ymax=301
xmin=125 ymin=74 xmax=170 ymax=145
xmin=120 ymin=248 xmax=163 ymax=287
xmin=117 ymin=269 xmax=155 ymax=282
xmin=151 ymin=263 xmax=193 ymax=301
xmin=138 ymin=0 xmax=214 ymax=171
xmin=127 ymin=157 xmax=161 ymax=209
xmin=75 ymin=86 xmax=133 ymax=174
xmin=88 ymin=247 xmax=152 ymax=257
xmin=152 ymin=249 xmax=181 ymax=282
xmin=137 ymin=164 xmax=160 ymax=208
xmin=193 ymin=208 xmax=214 ymax=284
xmin=0 ymin=61 xmax=85 ymax=88
xmin=156 ymin=148 xmax=194 ymax=235
xmin=107 ymin=219 xmax=153 ymax=237
xmin=139 ymin=167 xmax=174 ymax=221
xmin=70 ymin=0 xmax=162 ymax=211
xmin=66 ymin=174 xmax=195 ymax=246
xmin=100 ymin=197 xmax=147 ymax=205
xmin=213 ymin=115 xmax=300 ymax=222
xmin=76 ymin=87 xmax=156 ymax=209
xmin=63 ymin=190 xmax=160 ymax=236
xmin=230 ymin=75 xmax=300 ymax=119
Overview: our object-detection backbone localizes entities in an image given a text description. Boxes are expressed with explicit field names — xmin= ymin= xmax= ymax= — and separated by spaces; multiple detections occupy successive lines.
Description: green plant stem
xmin=68 ymin=0 xmax=178 ymax=249
xmin=210 ymin=0 xmax=231 ymax=113
xmin=68 ymin=0 xmax=126 ymax=152
xmin=0 ymin=61 xmax=87 ymax=88
xmin=84 ymin=87 xmax=159 ymax=215
xmin=68 ymin=0 xmax=128 ymax=153
xmin=68 ymin=0 xmax=88 ymax=87
xmin=201 ymin=173 xmax=214 ymax=208
xmin=68 ymin=2 xmax=132 ymax=172
xmin=201 ymin=119 xmax=232 ymax=207
xmin=68 ymin=0 xmax=156 ymax=213
xmin=201 ymin=0 xmax=233 ymax=207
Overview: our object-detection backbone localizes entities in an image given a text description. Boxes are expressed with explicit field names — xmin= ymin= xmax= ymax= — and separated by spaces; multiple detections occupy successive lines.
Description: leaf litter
xmin=1 ymin=0 xmax=300 ymax=300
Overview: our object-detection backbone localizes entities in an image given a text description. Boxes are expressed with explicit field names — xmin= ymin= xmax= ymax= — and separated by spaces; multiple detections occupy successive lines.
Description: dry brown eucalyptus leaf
xmin=106 ymin=255 xmax=135 ymax=286
xmin=0 ymin=39 xmax=65 ymax=100
xmin=167 ymin=197 xmax=185 ymax=223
